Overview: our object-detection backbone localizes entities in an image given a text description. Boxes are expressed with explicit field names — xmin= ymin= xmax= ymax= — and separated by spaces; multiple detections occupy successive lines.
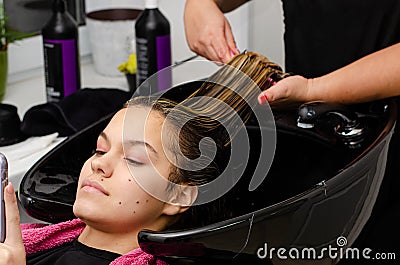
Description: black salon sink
xmin=137 ymin=96 xmax=395 ymax=265
xmin=18 ymin=81 xmax=397 ymax=265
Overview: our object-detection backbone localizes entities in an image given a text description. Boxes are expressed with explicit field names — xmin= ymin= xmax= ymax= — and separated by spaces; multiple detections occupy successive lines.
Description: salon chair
xmin=19 ymin=81 xmax=397 ymax=265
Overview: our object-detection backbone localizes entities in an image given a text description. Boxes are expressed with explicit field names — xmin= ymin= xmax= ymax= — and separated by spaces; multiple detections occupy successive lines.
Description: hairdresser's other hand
xmin=184 ymin=0 xmax=239 ymax=63
xmin=258 ymin=75 xmax=313 ymax=109
xmin=0 ymin=183 xmax=26 ymax=265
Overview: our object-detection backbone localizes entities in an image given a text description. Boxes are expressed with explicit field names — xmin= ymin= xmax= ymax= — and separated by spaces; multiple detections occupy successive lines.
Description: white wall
xmin=86 ymin=0 xmax=251 ymax=84
xmin=249 ymin=0 xmax=285 ymax=68
xmin=8 ymin=0 xmax=251 ymax=85
xmin=85 ymin=0 xmax=250 ymax=59
xmin=8 ymin=0 xmax=286 ymax=82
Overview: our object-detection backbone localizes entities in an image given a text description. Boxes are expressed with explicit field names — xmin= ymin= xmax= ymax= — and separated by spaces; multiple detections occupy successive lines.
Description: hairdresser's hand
xmin=258 ymin=75 xmax=313 ymax=109
xmin=0 ymin=183 xmax=26 ymax=265
xmin=184 ymin=0 xmax=239 ymax=63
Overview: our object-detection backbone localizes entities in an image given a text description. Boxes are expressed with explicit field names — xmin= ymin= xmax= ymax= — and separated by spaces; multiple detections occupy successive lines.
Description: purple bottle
xmin=135 ymin=0 xmax=172 ymax=94
xmin=42 ymin=0 xmax=81 ymax=102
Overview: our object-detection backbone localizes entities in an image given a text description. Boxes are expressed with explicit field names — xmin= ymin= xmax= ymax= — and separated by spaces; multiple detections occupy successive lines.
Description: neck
xmin=78 ymin=225 xmax=139 ymax=255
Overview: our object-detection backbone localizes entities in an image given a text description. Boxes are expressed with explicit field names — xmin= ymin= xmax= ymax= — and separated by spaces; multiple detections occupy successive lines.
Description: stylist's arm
xmin=259 ymin=43 xmax=400 ymax=108
xmin=0 ymin=183 xmax=26 ymax=265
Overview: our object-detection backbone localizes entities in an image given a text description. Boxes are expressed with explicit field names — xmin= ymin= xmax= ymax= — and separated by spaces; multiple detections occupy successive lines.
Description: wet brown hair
xmin=126 ymin=52 xmax=287 ymax=226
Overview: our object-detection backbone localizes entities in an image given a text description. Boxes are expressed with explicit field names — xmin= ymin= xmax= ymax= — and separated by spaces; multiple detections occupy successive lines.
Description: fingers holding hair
xmin=258 ymin=75 xmax=312 ymax=109
xmin=183 ymin=0 xmax=237 ymax=63
xmin=224 ymin=20 xmax=239 ymax=58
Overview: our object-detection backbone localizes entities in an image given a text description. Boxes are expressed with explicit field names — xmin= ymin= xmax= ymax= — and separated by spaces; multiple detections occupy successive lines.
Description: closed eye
xmin=124 ymin=158 xmax=144 ymax=166
xmin=92 ymin=149 xmax=106 ymax=156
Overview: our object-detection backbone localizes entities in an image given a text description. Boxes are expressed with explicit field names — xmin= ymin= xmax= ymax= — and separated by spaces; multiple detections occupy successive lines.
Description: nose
xmin=90 ymin=153 xmax=113 ymax=178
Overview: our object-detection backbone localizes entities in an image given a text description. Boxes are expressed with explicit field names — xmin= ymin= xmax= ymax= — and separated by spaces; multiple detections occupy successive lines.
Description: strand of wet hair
xmin=178 ymin=52 xmax=289 ymax=145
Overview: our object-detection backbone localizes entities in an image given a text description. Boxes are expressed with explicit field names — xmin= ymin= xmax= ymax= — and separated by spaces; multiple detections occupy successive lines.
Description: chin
xmin=73 ymin=198 xmax=123 ymax=228
xmin=73 ymin=196 xmax=104 ymax=220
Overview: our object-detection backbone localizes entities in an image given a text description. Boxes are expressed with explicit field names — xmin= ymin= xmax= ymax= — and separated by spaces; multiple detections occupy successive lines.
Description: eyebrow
xmin=127 ymin=139 xmax=158 ymax=156
xmin=99 ymin=131 xmax=159 ymax=158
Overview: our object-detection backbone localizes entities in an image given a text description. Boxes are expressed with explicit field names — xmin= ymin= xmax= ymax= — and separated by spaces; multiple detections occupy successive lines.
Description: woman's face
xmin=73 ymin=107 xmax=183 ymax=233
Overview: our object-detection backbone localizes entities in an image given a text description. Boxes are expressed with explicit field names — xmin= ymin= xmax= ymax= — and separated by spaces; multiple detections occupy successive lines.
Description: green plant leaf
xmin=1 ymin=3 xmax=34 ymax=50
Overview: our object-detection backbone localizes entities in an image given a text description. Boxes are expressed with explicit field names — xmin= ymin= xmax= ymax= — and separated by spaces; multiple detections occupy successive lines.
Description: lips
xmin=81 ymin=179 xmax=110 ymax=196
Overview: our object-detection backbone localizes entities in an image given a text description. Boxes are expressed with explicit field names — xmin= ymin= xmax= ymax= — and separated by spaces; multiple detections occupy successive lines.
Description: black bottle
xmin=42 ymin=0 xmax=81 ymax=102
xmin=135 ymin=0 xmax=172 ymax=94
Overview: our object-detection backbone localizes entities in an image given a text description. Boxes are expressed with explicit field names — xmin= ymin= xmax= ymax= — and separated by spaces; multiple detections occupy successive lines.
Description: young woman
xmin=0 ymin=52 xmax=285 ymax=265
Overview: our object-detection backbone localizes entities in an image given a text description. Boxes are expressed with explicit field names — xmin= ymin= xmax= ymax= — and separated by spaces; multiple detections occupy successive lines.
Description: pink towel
xmin=110 ymin=248 xmax=168 ymax=265
xmin=22 ymin=219 xmax=85 ymax=255
xmin=21 ymin=219 xmax=168 ymax=265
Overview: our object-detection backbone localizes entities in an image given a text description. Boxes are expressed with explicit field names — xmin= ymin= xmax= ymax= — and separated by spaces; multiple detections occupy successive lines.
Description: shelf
xmin=3 ymin=57 xmax=129 ymax=117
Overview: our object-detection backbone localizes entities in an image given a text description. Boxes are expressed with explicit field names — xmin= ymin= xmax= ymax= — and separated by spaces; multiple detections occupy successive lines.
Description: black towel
xmin=21 ymin=88 xmax=132 ymax=137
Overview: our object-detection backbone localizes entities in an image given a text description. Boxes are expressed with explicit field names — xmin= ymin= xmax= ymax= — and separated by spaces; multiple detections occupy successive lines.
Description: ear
xmin=162 ymin=185 xmax=198 ymax=216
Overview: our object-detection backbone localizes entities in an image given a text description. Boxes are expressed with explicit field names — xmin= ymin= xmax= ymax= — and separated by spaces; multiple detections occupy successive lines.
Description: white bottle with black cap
xmin=135 ymin=0 xmax=172 ymax=94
